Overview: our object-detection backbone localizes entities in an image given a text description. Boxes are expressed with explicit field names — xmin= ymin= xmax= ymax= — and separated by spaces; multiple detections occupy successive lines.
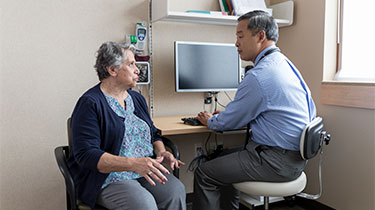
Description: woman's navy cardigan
xmin=67 ymin=83 xmax=162 ymax=209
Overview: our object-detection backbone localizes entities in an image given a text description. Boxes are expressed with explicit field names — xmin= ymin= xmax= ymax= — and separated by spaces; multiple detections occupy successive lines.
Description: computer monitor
xmin=174 ymin=41 xmax=242 ymax=93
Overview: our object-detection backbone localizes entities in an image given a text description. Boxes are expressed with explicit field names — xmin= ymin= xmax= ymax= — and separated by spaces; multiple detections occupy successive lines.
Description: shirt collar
xmin=253 ymin=45 xmax=277 ymax=66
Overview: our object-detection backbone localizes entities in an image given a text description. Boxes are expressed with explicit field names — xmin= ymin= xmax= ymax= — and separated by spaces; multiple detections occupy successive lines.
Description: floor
xmin=186 ymin=197 xmax=335 ymax=210
xmin=242 ymin=200 xmax=310 ymax=210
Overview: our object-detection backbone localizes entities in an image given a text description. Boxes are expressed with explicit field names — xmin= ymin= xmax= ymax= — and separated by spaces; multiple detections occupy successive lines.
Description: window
xmin=335 ymin=0 xmax=375 ymax=82
xmin=321 ymin=0 xmax=375 ymax=110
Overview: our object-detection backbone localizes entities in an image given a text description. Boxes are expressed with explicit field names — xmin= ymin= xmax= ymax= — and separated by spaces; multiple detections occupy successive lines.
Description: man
xmin=193 ymin=10 xmax=316 ymax=210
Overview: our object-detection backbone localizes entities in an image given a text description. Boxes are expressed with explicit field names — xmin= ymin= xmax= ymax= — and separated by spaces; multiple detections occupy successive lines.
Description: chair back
xmin=55 ymin=117 xmax=109 ymax=210
xmin=67 ymin=118 xmax=73 ymax=149
xmin=55 ymin=146 xmax=79 ymax=210
xmin=300 ymin=117 xmax=331 ymax=160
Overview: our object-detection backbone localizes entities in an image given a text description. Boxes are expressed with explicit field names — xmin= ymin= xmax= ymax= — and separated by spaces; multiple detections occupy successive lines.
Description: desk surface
xmin=152 ymin=115 xmax=210 ymax=136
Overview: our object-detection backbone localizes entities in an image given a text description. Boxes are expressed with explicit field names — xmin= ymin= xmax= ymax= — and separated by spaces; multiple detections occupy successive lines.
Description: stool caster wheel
xmin=283 ymin=195 xmax=296 ymax=207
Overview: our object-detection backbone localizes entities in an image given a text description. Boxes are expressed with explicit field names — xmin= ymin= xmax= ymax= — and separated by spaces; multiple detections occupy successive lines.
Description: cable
xmin=203 ymin=103 xmax=211 ymax=112
xmin=224 ymin=91 xmax=233 ymax=101
xmin=188 ymin=133 xmax=211 ymax=172
xmin=214 ymin=94 xmax=226 ymax=109
xmin=204 ymin=133 xmax=212 ymax=155
xmin=187 ymin=133 xmax=222 ymax=172
xmin=187 ymin=154 xmax=208 ymax=172
xmin=216 ymin=100 xmax=226 ymax=108
xmin=214 ymin=94 xmax=217 ymax=112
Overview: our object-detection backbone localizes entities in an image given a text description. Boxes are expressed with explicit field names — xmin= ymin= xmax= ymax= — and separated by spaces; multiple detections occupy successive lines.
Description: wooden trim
xmin=321 ymin=82 xmax=375 ymax=110
xmin=336 ymin=0 xmax=343 ymax=72
xmin=336 ymin=43 xmax=341 ymax=73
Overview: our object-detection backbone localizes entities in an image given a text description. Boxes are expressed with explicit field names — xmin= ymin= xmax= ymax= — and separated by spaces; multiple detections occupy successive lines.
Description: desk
xmin=152 ymin=115 xmax=247 ymax=136
xmin=152 ymin=115 xmax=210 ymax=136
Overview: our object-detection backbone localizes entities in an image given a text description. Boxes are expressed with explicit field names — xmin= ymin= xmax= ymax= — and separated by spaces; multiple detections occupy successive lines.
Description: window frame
xmin=321 ymin=0 xmax=375 ymax=110
xmin=336 ymin=0 xmax=343 ymax=73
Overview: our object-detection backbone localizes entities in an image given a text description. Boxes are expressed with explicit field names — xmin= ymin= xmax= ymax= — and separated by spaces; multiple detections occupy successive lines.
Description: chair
xmin=55 ymin=118 xmax=181 ymax=210
xmin=55 ymin=146 xmax=107 ymax=210
xmin=233 ymin=117 xmax=331 ymax=210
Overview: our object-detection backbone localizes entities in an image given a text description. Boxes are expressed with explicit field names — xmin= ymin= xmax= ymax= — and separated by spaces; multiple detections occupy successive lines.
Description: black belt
xmin=256 ymin=144 xmax=300 ymax=154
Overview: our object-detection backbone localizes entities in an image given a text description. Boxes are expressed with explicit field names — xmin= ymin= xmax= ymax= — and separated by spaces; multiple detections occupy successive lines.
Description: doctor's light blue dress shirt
xmin=207 ymin=45 xmax=316 ymax=151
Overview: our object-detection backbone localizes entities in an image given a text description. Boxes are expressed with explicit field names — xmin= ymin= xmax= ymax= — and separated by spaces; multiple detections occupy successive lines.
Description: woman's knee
xmin=167 ymin=176 xmax=186 ymax=200
xmin=163 ymin=178 xmax=186 ymax=210
xmin=174 ymin=179 xmax=186 ymax=199
xmin=129 ymin=192 xmax=158 ymax=210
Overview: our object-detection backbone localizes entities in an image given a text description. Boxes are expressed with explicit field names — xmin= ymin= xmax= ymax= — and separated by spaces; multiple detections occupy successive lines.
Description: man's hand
xmin=197 ymin=111 xmax=213 ymax=125
xmin=212 ymin=110 xmax=221 ymax=115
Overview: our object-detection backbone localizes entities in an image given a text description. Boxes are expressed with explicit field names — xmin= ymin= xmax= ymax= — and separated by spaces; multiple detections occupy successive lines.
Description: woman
xmin=67 ymin=42 xmax=186 ymax=210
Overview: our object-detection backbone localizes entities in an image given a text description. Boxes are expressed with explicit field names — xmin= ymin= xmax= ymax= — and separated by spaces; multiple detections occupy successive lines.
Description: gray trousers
xmin=97 ymin=173 xmax=186 ymax=210
xmin=193 ymin=140 xmax=306 ymax=210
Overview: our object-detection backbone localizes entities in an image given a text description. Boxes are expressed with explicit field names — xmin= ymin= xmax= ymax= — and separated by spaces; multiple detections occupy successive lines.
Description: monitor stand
xmin=205 ymin=92 xmax=218 ymax=104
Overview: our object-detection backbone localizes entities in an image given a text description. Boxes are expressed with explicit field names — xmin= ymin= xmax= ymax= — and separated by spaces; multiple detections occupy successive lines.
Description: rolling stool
xmin=233 ymin=117 xmax=331 ymax=210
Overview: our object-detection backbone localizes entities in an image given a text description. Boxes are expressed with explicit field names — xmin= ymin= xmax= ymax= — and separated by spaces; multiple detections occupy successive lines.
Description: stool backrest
xmin=300 ymin=117 xmax=324 ymax=160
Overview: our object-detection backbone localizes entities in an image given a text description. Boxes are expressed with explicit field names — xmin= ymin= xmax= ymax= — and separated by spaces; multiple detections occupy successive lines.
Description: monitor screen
xmin=174 ymin=41 xmax=241 ymax=92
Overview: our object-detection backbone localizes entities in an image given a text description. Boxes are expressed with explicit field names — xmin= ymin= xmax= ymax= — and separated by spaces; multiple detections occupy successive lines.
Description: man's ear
xmin=257 ymin=30 xmax=267 ymax=43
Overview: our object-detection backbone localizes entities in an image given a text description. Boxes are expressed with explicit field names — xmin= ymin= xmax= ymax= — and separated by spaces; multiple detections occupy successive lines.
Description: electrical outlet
xmin=194 ymin=143 xmax=203 ymax=157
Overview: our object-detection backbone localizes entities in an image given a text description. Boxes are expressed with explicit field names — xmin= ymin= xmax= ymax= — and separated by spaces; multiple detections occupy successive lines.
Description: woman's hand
xmin=156 ymin=151 xmax=185 ymax=170
xmin=132 ymin=157 xmax=170 ymax=186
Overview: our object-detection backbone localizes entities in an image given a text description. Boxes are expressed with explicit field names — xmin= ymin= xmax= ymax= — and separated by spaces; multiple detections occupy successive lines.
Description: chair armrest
xmin=161 ymin=136 xmax=180 ymax=178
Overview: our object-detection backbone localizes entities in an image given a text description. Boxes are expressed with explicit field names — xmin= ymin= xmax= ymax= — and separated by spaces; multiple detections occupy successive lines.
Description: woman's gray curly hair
xmin=94 ymin=42 xmax=136 ymax=81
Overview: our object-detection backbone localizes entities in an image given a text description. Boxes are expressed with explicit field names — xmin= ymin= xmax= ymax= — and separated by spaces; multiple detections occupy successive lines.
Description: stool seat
xmin=233 ymin=172 xmax=307 ymax=197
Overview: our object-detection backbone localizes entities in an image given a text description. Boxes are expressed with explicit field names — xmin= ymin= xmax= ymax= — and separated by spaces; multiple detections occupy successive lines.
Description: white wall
xmin=1 ymin=0 xmax=374 ymax=210
xmin=150 ymin=1 xmax=247 ymax=194
xmin=272 ymin=0 xmax=375 ymax=209
xmin=0 ymin=0 xmax=149 ymax=209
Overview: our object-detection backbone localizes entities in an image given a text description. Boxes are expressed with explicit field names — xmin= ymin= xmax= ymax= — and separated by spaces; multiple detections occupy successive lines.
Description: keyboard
xmin=181 ymin=117 xmax=203 ymax=126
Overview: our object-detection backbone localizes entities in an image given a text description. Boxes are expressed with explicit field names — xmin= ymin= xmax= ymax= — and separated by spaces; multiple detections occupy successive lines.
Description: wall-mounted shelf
xmin=152 ymin=0 xmax=294 ymax=27
xmin=147 ymin=0 xmax=294 ymax=115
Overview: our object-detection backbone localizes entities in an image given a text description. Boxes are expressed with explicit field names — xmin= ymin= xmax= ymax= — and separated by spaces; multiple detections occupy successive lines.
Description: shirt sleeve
xmin=71 ymin=96 xmax=105 ymax=171
xmin=150 ymin=122 xmax=162 ymax=143
xmin=207 ymin=72 xmax=267 ymax=131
